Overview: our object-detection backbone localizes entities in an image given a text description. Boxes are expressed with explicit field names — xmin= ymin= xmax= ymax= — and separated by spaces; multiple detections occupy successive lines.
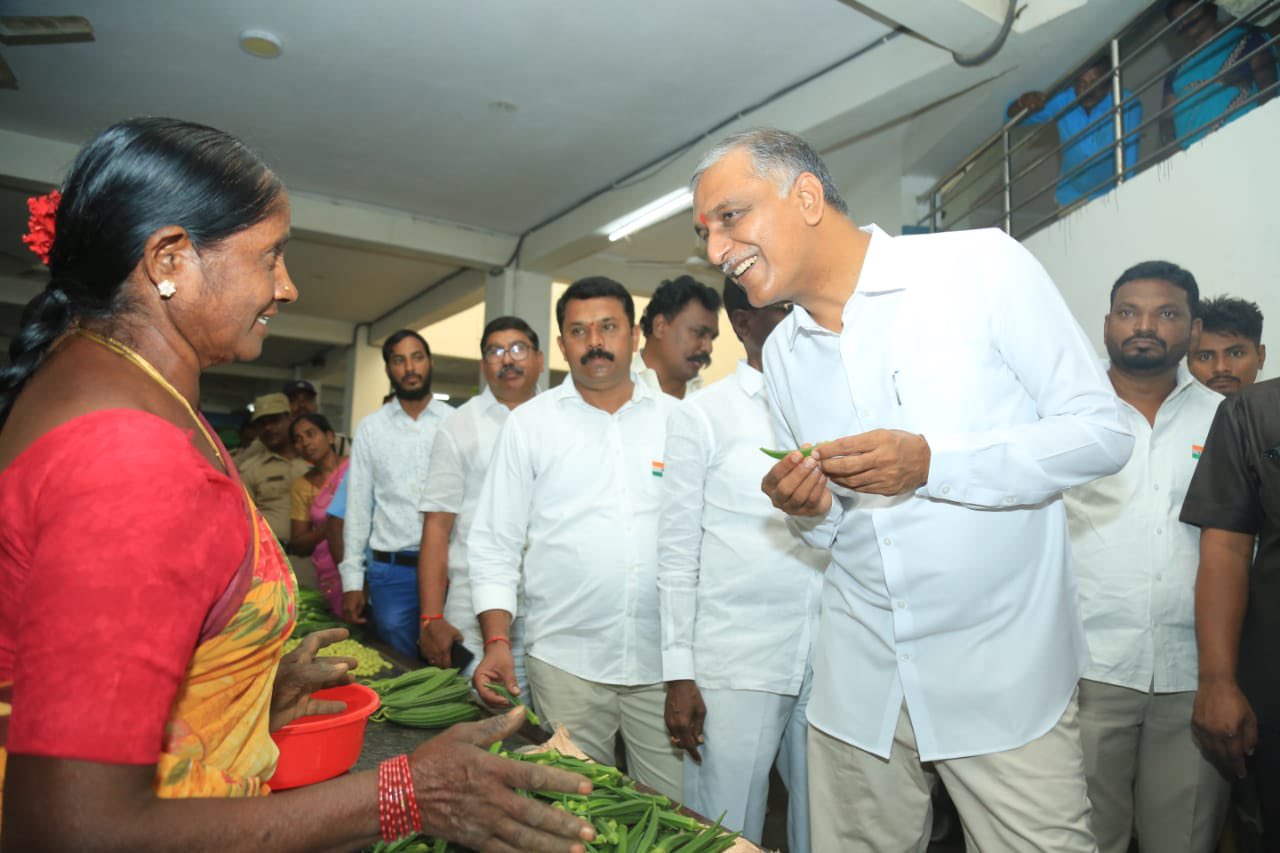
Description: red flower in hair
xmin=22 ymin=189 xmax=61 ymax=266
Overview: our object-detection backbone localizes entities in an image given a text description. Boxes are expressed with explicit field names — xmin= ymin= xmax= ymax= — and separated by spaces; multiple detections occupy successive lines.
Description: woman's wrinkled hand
xmin=269 ymin=627 xmax=356 ymax=731
xmin=410 ymin=708 xmax=596 ymax=853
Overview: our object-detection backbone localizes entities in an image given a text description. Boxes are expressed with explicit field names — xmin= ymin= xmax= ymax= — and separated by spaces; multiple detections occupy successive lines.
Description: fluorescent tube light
xmin=606 ymin=188 xmax=694 ymax=242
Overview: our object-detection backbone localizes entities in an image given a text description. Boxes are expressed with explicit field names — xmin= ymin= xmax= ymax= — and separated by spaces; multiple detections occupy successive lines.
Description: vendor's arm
xmin=5 ymin=709 xmax=596 ymax=853
xmin=468 ymin=416 xmax=533 ymax=707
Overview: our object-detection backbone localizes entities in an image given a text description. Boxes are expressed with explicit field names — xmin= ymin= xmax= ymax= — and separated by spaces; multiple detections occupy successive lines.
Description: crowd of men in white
xmin=331 ymin=129 xmax=1272 ymax=853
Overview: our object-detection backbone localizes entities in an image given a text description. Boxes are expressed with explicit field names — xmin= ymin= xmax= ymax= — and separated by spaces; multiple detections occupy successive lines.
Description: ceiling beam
xmin=0 ymin=128 xmax=520 ymax=271
xmin=269 ymin=311 xmax=355 ymax=346
xmin=369 ymin=267 xmax=488 ymax=344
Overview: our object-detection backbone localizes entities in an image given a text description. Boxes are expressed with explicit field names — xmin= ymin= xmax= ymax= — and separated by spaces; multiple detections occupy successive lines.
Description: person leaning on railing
xmin=1162 ymin=0 xmax=1278 ymax=149
xmin=1007 ymin=54 xmax=1142 ymax=206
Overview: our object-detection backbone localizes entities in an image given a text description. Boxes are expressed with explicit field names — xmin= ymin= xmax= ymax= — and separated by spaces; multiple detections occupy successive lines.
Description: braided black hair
xmin=0 ymin=117 xmax=283 ymax=426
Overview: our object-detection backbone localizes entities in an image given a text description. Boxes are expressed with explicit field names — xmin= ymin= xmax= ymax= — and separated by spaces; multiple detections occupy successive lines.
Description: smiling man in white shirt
xmin=658 ymin=278 xmax=825 ymax=850
xmin=468 ymin=276 xmax=683 ymax=799
xmin=416 ymin=316 xmax=544 ymax=686
xmin=691 ymin=128 xmax=1134 ymax=851
xmin=1065 ymin=261 xmax=1228 ymax=853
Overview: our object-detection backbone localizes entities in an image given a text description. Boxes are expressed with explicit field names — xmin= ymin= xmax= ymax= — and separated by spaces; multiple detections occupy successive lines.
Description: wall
xmin=1022 ymin=100 xmax=1279 ymax=377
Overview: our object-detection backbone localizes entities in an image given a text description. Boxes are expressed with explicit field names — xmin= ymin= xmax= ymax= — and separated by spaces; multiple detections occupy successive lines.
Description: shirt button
xmin=899 ymin=652 xmax=911 ymax=662
xmin=940 ymin=485 xmax=951 ymax=495
xmin=1155 ymin=527 xmax=1164 ymax=535
xmin=1153 ymin=483 xmax=1160 ymax=491
xmin=896 ymin=600 xmax=906 ymax=609
xmin=1156 ymin=573 xmax=1164 ymax=581
xmin=860 ymin=410 xmax=873 ymax=419
xmin=883 ymin=538 xmax=893 ymax=546
xmin=1003 ymin=496 xmax=1016 ymax=505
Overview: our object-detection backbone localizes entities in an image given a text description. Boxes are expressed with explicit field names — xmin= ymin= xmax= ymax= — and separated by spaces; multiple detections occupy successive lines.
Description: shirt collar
xmin=785 ymin=223 xmax=897 ymax=350
xmin=1102 ymin=359 xmax=1212 ymax=404
xmin=734 ymin=359 xmax=765 ymax=397
xmin=556 ymin=373 xmax=653 ymax=409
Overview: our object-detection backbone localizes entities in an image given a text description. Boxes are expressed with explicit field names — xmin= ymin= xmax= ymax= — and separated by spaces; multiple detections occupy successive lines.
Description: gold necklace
xmin=75 ymin=328 xmax=225 ymax=468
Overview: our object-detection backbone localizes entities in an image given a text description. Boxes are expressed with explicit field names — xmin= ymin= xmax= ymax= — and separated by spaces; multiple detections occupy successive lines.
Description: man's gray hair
xmin=690 ymin=128 xmax=849 ymax=215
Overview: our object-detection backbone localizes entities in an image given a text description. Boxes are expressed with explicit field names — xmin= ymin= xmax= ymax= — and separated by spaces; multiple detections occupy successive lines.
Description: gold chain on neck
xmin=74 ymin=328 xmax=225 ymax=467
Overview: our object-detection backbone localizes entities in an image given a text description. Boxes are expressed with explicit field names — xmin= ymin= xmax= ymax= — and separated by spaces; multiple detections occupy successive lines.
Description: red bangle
xmin=484 ymin=636 xmax=510 ymax=647
xmin=377 ymin=754 xmax=421 ymax=842
xmin=419 ymin=613 xmax=444 ymax=624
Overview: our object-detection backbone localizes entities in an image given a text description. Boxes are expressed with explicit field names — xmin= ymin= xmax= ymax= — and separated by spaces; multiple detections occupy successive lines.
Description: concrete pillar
xmin=484 ymin=267 xmax=554 ymax=385
xmin=342 ymin=324 xmax=389 ymax=435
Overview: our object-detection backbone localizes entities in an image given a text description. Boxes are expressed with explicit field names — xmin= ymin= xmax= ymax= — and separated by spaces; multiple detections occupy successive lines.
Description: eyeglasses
xmin=482 ymin=341 xmax=534 ymax=363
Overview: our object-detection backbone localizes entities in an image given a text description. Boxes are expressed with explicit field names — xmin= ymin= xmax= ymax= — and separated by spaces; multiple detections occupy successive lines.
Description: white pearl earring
xmin=157 ymin=280 xmax=177 ymax=299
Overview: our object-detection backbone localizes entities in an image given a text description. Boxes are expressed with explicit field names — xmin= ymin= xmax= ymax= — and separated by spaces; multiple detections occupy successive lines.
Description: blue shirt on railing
xmin=1018 ymin=88 xmax=1142 ymax=206
xmin=1166 ymin=24 xmax=1276 ymax=150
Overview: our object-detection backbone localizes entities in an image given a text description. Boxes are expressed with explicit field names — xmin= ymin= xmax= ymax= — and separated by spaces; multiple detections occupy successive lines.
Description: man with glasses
xmin=416 ymin=317 xmax=544 ymax=692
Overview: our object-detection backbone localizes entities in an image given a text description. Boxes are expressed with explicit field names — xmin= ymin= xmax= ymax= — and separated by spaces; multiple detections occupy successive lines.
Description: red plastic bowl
xmin=267 ymin=682 xmax=380 ymax=790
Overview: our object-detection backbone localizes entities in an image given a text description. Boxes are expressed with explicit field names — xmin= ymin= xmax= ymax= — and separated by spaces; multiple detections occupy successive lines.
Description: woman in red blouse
xmin=0 ymin=118 xmax=593 ymax=852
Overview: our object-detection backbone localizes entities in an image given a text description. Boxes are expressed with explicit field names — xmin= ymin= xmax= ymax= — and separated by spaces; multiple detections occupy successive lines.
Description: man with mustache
xmin=469 ymin=277 xmax=684 ymax=800
xmin=634 ymin=275 xmax=721 ymax=399
xmin=1190 ymin=296 xmax=1267 ymax=395
xmin=1064 ymin=261 xmax=1228 ymax=853
xmin=339 ymin=329 xmax=450 ymax=657
xmin=416 ymin=316 xmax=544 ymax=689
xmin=691 ymin=127 xmax=1132 ymax=850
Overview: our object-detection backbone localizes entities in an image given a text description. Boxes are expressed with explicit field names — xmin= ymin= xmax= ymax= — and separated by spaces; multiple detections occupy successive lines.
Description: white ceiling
xmin=0 ymin=0 xmax=891 ymax=232
xmin=0 ymin=0 xmax=1157 ymax=409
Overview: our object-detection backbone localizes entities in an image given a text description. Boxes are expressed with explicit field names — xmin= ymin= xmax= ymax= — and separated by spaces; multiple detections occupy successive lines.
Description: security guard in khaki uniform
xmin=238 ymin=393 xmax=310 ymax=548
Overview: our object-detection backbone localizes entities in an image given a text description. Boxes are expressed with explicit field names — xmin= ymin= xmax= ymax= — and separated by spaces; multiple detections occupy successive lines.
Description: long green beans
xmin=367 ymin=667 xmax=480 ymax=728
xmin=366 ymin=746 xmax=741 ymax=852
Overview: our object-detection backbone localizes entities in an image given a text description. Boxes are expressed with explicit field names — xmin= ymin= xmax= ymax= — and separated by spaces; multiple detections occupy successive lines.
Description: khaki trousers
xmin=808 ymin=695 xmax=1097 ymax=852
xmin=526 ymin=656 xmax=682 ymax=801
xmin=1078 ymin=679 xmax=1229 ymax=853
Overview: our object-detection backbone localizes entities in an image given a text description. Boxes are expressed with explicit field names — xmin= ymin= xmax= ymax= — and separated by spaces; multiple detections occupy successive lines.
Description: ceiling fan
xmin=0 ymin=15 xmax=95 ymax=90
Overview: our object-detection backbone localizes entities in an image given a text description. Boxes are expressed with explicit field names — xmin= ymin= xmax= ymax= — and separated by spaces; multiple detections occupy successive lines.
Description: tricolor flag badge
xmin=1192 ymin=444 xmax=1204 ymax=460
xmin=651 ymin=460 xmax=665 ymax=478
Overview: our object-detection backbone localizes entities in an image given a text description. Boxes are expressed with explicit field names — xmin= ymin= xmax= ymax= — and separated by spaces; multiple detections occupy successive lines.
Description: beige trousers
xmin=808 ymin=695 xmax=1097 ymax=852
xmin=526 ymin=656 xmax=682 ymax=801
xmin=1078 ymin=679 xmax=1229 ymax=853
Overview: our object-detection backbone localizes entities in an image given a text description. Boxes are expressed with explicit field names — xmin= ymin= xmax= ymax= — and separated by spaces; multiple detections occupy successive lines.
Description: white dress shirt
xmin=762 ymin=225 xmax=1133 ymax=761
xmin=419 ymin=386 xmax=519 ymax=637
xmin=469 ymin=377 xmax=677 ymax=685
xmin=633 ymin=350 xmax=704 ymax=397
xmin=1065 ymin=365 xmax=1222 ymax=693
xmin=658 ymin=360 xmax=826 ymax=694
xmin=338 ymin=399 xmax=450 ymax=592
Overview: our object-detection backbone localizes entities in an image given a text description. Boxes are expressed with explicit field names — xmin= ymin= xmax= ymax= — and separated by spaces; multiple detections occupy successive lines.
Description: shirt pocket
xmin=898 ymin=345 xmax=1006 ymax=433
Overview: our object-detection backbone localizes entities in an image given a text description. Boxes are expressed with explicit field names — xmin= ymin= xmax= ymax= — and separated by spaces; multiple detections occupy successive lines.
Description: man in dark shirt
xmin=1181 ymin=377 xmax=1280 ymax=843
